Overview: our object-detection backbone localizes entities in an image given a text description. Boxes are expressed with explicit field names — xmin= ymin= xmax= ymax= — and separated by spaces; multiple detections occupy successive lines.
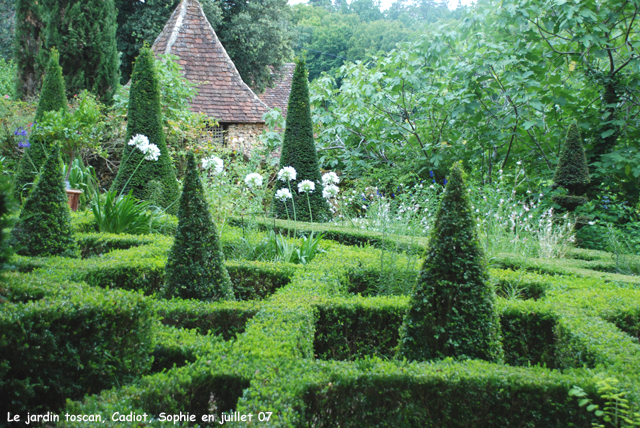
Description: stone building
xmin=151 ymin=0 xmax=293 ymax=156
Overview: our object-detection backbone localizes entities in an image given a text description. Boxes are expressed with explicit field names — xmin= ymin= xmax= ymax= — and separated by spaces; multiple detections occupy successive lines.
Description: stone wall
xmin=225 ymin=123 xmax=265 ymax=157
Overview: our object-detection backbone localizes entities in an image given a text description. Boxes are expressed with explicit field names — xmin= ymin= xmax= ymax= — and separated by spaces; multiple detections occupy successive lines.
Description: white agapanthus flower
xmin=144 ymin=143 xmax=161 ymax=161
xmin=278 ymin=166 xmax=297 ymax=182
xmin=127 ymin=134 xmax=160 ymax=161
xmin=298 ymin=180 xmax=315 ymax=193
xmin=202 ymin=156 xmax=223 ymax=175
xmin=128 ymin=134 xmax=149 ymax=150
xmin=322 ymin=172 xmax=340 ymax=186
xmin=275 ymin=188 xmax=292 ymax=201
xmin=245 ymin=172 xmax=263 ymax=188
xmin=322 ymin=184 xmax=339 ymax=199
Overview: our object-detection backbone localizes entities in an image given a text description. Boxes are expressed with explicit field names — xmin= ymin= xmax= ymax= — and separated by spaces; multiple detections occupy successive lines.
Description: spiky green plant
xmin=398 ymin=162 xmax=503 ymax=362
xmin=164 ymin=152 xmax=234 ymax=301
xmin=272 ymin=58 xmax=330 ymax=223
xmin=10 ymin=144 xmax=77 ymax=257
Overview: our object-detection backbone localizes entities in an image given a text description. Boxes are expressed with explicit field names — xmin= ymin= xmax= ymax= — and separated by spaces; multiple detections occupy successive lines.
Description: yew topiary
xmin=398 ymin=162 xmax=503 ymax=363
xmin=10 ymin=144 xmax=77 ymax=257
xmin=163 ymin=152 xmax=234 ymax=301
xmin=111 ymin=46 xmax=180 ymax=214
xmin=552 ymin=124 xmax=590 ymax=211
xmin=272 ymin=58 xmax=330 ymax=222
xmin=13 ymin=48 xmax=68 ymax=203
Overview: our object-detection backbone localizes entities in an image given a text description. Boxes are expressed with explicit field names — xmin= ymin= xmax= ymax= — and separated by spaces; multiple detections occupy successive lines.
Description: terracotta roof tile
xmin=151 ymin=0 xmax=268 ymax=123
xmin=257 ymin=63 xmax=294 ymax=119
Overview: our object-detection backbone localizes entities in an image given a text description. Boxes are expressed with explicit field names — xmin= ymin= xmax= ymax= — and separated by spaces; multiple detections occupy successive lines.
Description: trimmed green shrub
xmin=10 ymin=144 xmax=77 ymax=257
xmin=13 ymin=48 xmax=67 ymax=202
xmin=553 ymin=124 xmax=590 ymax=211
xmin=151 ymin=326 xmax=224 ymax=373
xmin=164 ymin=152 xmax=234 ymax=301
xmin=0 ymin=175 xmax=14 ymax=277
xmin=111 ymin=46 xmax=180 ymax=213
xmin=0 ymin=285 xmax=155 ymax=416
xmin=272 ymin=59 xmax=330 ymax=222
xmin=13 ymin=0 xmax=45 ymax=99
xmin=43 ymin=0 xmax=119 ymax=103
xmin=398 ymin=162 xmax=503 ymax=362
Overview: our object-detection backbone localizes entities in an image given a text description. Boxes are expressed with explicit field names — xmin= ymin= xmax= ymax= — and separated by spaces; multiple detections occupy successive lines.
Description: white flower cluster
xmin=322 ymin=172 xmax=340 ymax=186
xmin=278 ymin=166 xmax=297 ymax=182
xmin=275 ymin=188 xmax=292 ymax=201
xmin=128 ymin=134 xmax=160 ymax=161
xmin=322 ymin=185 xmax=339 ymax=199
xmin=245 ymin=172 xmax=263 ymax=188
xmin=298 ymin=180 xmax=315 ymax=193
xmin=202 ymin=156 xmax=223 ymax=175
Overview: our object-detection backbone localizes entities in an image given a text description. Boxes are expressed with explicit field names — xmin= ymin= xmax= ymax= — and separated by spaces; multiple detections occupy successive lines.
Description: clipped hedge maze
xmin=3 ymin=219 xmax=640 ymax=426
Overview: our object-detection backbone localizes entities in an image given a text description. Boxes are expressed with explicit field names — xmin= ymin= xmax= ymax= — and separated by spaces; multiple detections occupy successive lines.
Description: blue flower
xmin=18 ymin=140 xmax=30 ymax=148
xmin=432 ymin=179 xmax=435 ymax=183
xmin=443 ymin=179 xmax=448 ymax=185
xmin=429 ymin=171 xmax=434 ymax=177
xmin=14 ymin=127 xmax=27 ymax=137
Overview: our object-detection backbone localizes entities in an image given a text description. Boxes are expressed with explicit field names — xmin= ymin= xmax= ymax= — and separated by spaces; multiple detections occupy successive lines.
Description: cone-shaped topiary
xmin=164 ymin=152 xmax=234 ymax=301
xmin=552 ymin=124 xmax=590 ymax=211
xmin=111 ymin=46 xmax=180 ymax=214
xmin=398 ymin=162 xmax=503 ymax=362
xmin=272 ymin=59 xmax=331 ymax=223
xmin=13 ymin=48 xmax=68 ymax=203
xmin=10 ymin=144 xmax=77 ymax=257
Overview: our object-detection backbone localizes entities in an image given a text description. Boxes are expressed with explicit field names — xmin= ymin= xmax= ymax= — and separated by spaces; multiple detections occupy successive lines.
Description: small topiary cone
xmin=398 ymin=162 xmax=503 ymax=362
xmin=10 ymin=144 xmax=77 ymax=257
xmin=552 ymin=124 xmax=590 ymax=211
xmin=164 ymin=152 xmax=234 ymax=301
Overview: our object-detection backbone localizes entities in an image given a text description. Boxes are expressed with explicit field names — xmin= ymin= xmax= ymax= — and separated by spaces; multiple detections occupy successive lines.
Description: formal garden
xmin=1 ymin=0 xmax=640 ymax=426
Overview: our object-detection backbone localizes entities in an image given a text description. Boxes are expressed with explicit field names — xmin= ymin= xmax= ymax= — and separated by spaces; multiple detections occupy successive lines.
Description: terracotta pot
xmin=66 ymin=189 xmax=83 ymax=211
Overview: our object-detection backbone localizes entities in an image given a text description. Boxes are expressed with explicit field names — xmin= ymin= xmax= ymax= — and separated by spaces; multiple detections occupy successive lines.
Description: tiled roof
xmin=151 ymin=0 xmax=269 ymax=123
xmin=258 ymin=63 xmax=295 ymax=119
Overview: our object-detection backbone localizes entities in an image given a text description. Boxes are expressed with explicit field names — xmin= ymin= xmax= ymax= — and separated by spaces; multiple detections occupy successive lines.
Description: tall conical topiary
xmin=272 ymin=58 xmax=330 ymax=222
xmin=164 ymin=152 xmax=234 ymax=301
xmin=44 ymin=0 xmax=120 ymax=103
xmin=552 ymin=124 xmax=590 ymax=211
xmin=398 ymin=162 xmax=503 ymax=362
xmin=13 ymin=48 xmax=68 ymax=202
xmin=112 ymin=46 xmax=180 ymax=214
xmin=10 ymin=144 xmax=77 ymax=257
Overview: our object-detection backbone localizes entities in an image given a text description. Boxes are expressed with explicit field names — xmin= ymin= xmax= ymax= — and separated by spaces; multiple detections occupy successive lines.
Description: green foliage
xmin=273 ymin=59 xmax=331 ymax=222
xmin=570 ymin=377 xmax=640 ymax=427
xmin=13 ymin=0 xmax=45 ymax=99
xmin=0 ymin=175 xmax=14 ymax=278
xmin=238 ymin=230 xmax=326 ymax=265
xmin=44 ymin=0 xmax=119 ymax=103
xmin=151 ymin=326 xmax=224 ymax=373
xmin=13 ymin=48 xmax=68 ymax=202
xmin=553 ymin=124 xmax=590 ymax=210
xmin=91 ymin=190 xmax=167 ymax=235
xmin=63 ymin=158 xmax=99 ymax=208
xmin=0 ymin=0 xmax=14 ymax=61
xmin=111 ymin=46 xmax=180 ymax=213
xmin=164 ymin=152 xmax=234 ymax=301
xmin=10 ymin=145 xmax=77 ymax=257
xmin=0 ymin=57 xmax=14 ymax=98
xmin=0 ymin=281 xmax=155 ymax=415
xmin=398 ymin=162 xmax=503 ymax=362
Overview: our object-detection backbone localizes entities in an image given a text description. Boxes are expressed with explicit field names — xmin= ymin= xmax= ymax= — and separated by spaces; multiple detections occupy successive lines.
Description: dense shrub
xmin=0 ymin=285 xmax=155 ymax=416
xmin=164 ymin=152 xmax=234 ymax=301
xmin=13 ymin=48 xmax=67 ymax=202
xmin=44 ymin=0 xmax=119 ymax=103
xmin=398 ymin=162 xmax=503 ymax=362
xmin=13 ymin=0 xmax=45 ymax=99
xmin=272 ymin=59 xmax=331 ymax=222
xmin=111 ymin=46 xmax=180 ymax=213
xmin=553 ymin=124 xmax=590 ymax=211
xmin=10 ymin=144 xmax=77 ymax=257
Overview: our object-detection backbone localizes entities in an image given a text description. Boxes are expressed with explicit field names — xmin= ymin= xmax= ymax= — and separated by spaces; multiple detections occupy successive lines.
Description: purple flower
xmin=18 ymin=140 xmax=30 ymax=148
xmin=14 ymin=127 xmax=27 ymax=137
